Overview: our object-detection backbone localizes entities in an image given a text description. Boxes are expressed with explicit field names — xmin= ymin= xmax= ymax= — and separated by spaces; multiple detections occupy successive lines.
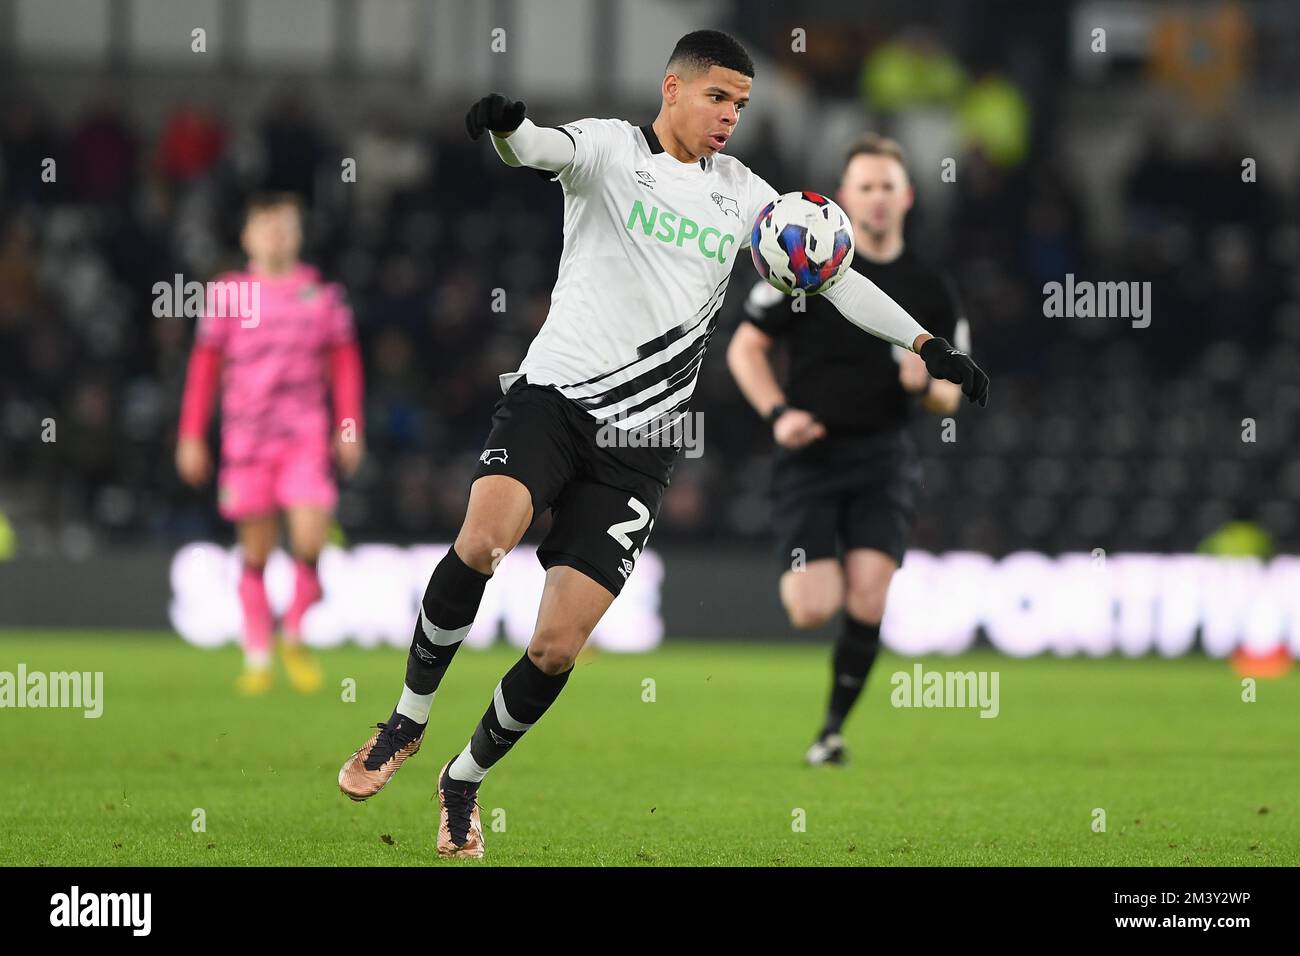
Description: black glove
xmin=465 ymin=93 xmax=527 ymax=141
xmin=919 ymin=337 xmax=990 ymax=407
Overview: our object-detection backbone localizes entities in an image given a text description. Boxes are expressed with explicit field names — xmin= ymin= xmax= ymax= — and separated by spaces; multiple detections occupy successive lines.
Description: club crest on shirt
xmin=480 ymin=448 xmax=508 ymax=465
xmin=711 ymin=193 xmax=740 ymax=219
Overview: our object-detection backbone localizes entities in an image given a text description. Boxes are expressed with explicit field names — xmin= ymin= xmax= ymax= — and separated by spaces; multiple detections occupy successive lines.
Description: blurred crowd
xmin=1 ymin=75 xmax=1298 ymax=559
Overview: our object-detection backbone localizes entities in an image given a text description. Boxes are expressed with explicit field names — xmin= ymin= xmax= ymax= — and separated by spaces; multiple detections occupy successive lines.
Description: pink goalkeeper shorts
xmin=218 ymin=443 xmax=337 ymax=520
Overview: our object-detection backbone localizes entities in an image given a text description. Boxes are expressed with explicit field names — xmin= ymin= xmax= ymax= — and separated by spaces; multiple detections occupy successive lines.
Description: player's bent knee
xmin=453 ymin=527 xmax=515 ymax=574
xmin=785 ymin=599 xmax=839 ymax=631
xmin=456 ymin=478 xmax=533 ymax=571
xmin=845 ymin=589 xmax=888 ymax=625
xmin=779 ymin=563 xmax=843 ymax=630
xmin=844 ymin=571 xmax=893 ymax=623
xmin=527 ymin=636 xmax=583 ymax=675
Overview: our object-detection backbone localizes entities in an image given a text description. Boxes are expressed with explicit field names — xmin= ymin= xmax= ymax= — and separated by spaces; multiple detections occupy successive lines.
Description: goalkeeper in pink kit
xmin=176 ymin=193 xmax=365 ymax=694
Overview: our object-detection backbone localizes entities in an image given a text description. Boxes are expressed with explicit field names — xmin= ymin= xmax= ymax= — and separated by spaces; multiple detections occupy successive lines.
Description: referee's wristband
xmin=765 ymin=402 xmax=789 ymax=425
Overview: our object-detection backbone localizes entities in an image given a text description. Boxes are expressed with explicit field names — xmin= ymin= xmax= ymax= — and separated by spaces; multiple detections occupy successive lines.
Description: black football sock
xmin=822 ymin=615 xmax=881 ymax=737
xmin=446 ymin=651 xmax=573 ymax=782
xmin=394 ymin=547 xmax=491 ymax=724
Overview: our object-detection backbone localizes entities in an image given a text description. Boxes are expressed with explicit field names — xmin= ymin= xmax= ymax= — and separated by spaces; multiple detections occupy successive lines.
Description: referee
xmin=727 ymin=134 xmax=971 ymax=765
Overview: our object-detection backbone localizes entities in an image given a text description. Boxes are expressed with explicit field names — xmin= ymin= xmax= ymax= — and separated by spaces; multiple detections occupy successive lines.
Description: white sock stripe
xmin=419 ymin=607 xmax=472 ymax=647
xmin=396 ymin=684 xmax=434 ymax=724
xmin=449 ymin=743 xmax=488 ymax=783
xmin=492 ymin=681 xmax=531 ymax=732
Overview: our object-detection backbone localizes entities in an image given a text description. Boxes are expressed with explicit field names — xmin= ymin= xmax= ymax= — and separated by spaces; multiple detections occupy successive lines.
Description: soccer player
xmin=176 ymin=193 xmax=365 ymax=695
xmin=336 ymin=30 xmax=988 ymax=858
xmin=727 ymin=134 xmax=971 ymax=766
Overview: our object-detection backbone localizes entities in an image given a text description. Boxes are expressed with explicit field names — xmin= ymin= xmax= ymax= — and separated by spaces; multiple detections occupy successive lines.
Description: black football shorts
xmin=769 ymin=429 xmax=923 ymax=569
xmin=471 ymin=381 xmax=666 ymax=596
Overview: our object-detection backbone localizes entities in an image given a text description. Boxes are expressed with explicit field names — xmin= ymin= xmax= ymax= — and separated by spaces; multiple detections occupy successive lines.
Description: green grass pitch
xmin=1 ymin=631 xmax=1296 ymax=866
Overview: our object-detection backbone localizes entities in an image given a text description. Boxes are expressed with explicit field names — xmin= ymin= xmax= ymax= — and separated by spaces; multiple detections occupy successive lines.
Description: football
xmin=750 ymin=190 xmax=855 ymax=296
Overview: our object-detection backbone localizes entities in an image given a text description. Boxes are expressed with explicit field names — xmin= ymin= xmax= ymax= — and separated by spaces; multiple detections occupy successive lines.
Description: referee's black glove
xmin=919 ymin=337 xmax=990 ymax=407
xmin=466 ymin=93 xmax=527 ymax=141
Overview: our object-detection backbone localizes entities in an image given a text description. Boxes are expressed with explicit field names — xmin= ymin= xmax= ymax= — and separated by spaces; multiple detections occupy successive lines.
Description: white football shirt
xmin=500 ymin=118 xmax=778 ymax=436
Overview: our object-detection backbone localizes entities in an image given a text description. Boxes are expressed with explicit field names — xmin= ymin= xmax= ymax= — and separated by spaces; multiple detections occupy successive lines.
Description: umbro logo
xmin=711 ymin=192 xmax=740 ymax=219
xmin=414 ymin=643 xmax=435 ymax=664
xmin=488 ymin=729 xmax=513 ymax=748
xmin=480 ymin=448 xmax=508 ymax=465
xmin=617 ymin=557 xmax=635 ymax=580
xmin=634 ymin=170 xmax=656 ymax=189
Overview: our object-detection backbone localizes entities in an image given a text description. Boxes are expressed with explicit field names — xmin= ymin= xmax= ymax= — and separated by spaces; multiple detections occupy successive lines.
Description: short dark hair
xmin=666 ymin=30 xmax=754 ymax=79
xmin=843 ymin=133 xmax=908 ymax=175
xmin=244 ymin=191 xmax=303 ymax=221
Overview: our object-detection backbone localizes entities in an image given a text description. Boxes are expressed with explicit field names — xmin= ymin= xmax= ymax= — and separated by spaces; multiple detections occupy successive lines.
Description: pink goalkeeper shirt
xmin=184 ymin=263 xmax=358 ymax=463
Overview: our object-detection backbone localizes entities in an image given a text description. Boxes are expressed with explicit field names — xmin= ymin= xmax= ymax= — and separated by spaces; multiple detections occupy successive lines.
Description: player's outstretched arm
xmin=823 ymin=270 xmax=990 ymax=406
xmin=465 ymin=93 xmax=575 ymax=173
